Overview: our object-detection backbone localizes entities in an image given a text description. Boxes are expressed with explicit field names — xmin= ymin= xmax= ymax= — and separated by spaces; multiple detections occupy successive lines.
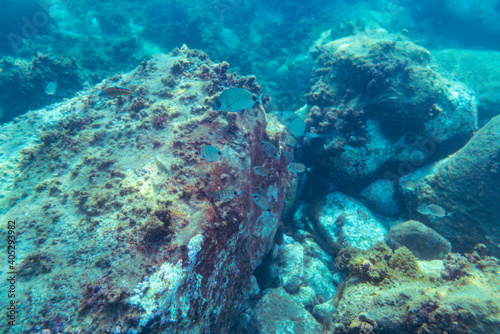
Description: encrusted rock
xmin=304 ymin=32 xmax=476 ymax=187
xmin=316 ymin=192 xmax=388 ymax=251
xmin=329 ymin=244 xmax=500 ymax=333
xmin=385 ymin=220 xmax=452 ymax=260
xmin=250 ymin=288 xmax=323 ymax=333
xmin=358 ymin=178 xmax=399 ymax=215
xmin=0 ymin=45 xmax=293 ymax=333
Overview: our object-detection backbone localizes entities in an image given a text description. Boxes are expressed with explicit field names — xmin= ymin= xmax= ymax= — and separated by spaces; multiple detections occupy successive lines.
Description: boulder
xmin=400 ymin=115 xmax=500 ymax=257
xmin=358 ymin=178 xmax=399 ymax=215
xmin=250 ymin=288 xmax=323 ymax=334
xmin=385 ymin=220 xmax=452 ymax=260
xmin=304 ymin=33 xmax=476 ymax=186
xmin=0 ymin=46 xmax=293 ymax=333
xmin=316 ymin=192 xmax=388 ymax=251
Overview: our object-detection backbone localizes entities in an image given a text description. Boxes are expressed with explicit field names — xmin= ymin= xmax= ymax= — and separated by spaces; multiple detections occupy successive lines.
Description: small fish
xmin=99 ymin=86 xmax=136 ymax=98
xmin=285 ymin=114 xmax=307 ymax=137
xmin=251 ymin=193 xmax=271 ymax=211
xmin=210 ymin=189 xmax=238 ymax=200
xmin=288 ymin=162 xmax=312 ymax=173
xmin=427 ymin=204 xmax=449 ymax=217
xmin=417 ymin=204 xmax=431 ymax=215
xmin=401 ymin=180 xmax=416 ymax=191
xmin=212 ymin=88 xmax=264 ymax=112
xmin=261 ymin=141 xmax=278 ymax=158
xmin=199 ymin=145 xmax=223 ymax=162
xmin=285 ymin=133 xmax=297 ymax=146
xmin=155 ymin=157 xmax=168 ymax=174
xmin=253 ymin=166 xmax=271 ymax=176
xmin=282 ymin=151 xmax=294 ymax=162
xmin=45 ymin=81 xmax=57 ymax=95
xmin=254 ymin=186 xmax=267 ymax=198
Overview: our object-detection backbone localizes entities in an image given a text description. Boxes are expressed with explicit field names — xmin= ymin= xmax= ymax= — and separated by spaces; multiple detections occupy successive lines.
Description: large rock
xmin=304 ymin=33 xmax=476 ymax=186
xmin=400 ymin=115 xmax=500 ymax=257
xmin=0 ymin=46 xmax=293 ymax=333
xmin=358 ymin=178 xmax=399 ymax=215
xmin=385 ymin=220 xmax=452 ymax=260
xmin=316 ymin=192 xmax=388 ymax=251
xmin=276 ymin=236 xmax=336 ymax=307
xmin=250 ymin=288 xmax=323 ymax=334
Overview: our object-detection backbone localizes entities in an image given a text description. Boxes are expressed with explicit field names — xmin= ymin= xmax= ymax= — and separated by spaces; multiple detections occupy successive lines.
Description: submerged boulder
xmin=305 ymin=33 xmax=477 ymax=186
xmin=316 ymin=192 xmax=388 ymax=251
xmin=358 ymin=178 xmax=399 ymax=215
xmin=0 ymin=46 xmax=293 ymax=333
xmin=400 ymin=115 xmax=500 ymax=257
xmin=385 ymin=220 xmax=452 ymax=260
xmin=249 ymin=288 xmax=323 ymax=334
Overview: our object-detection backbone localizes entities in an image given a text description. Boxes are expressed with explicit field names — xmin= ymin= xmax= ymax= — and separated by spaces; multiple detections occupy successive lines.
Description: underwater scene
xmin=1 ymin=0 xmax=500 ymax=333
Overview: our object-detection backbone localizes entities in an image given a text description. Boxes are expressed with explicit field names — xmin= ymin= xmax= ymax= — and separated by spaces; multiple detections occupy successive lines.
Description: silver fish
xmin=417 ymin=204 xmax=431 ymax=215
xmin=210 ymin=189 xmax=238 ymax=200
xmin=254 ymin=186 xmax=267 ymax=198
xmin=261 ymin=141 xmax=278 ymax=158
xmin=427 ymin=204 xmax=448 ymax=217
xmin=288 ymin=162 xmax=311 ymax=173
xmin=253 ymin=166 xmax=271 ymax=176
xmin=200 ymin=145 xmax=223 ymax=162
xmin=45 ymin=81 xmax=57 ymax=95
xmin=285 ymin=133 xmax=297 ymax=146
xmin=401 ymin=180 xmax=416 ymax=191
xmin=155 ymin=157 xmax=169 ymax=174
xmin=282 ymin=151 xmax=294 ymax=162
xmin=251 ymin=193 xmax=271 ymax=211
xmin=212 ymin=88 xmax=263 ymax=112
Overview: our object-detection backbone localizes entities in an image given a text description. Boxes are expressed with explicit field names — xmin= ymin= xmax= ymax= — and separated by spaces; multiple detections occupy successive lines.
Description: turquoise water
xmin=1 ymin=1 xmax=499 ymax=333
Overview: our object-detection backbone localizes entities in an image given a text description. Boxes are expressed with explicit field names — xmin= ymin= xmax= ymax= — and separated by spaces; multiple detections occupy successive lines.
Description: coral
xmin=441 ymin=244 xmax=499 ymax=281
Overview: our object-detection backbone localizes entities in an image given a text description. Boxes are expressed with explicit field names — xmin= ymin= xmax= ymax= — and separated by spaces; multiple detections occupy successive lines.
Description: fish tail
xmin=259 ymin=90 xmax=265 ymax=106
xmin=306 ymin=167 xmax=314 ymax=174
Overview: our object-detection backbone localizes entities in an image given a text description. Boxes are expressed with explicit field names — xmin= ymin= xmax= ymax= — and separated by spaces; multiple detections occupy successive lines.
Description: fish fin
xmin=259 ymin=90 xmax=265 ymax=106
xmin=307 ymin=167 xmax=314 ymax=174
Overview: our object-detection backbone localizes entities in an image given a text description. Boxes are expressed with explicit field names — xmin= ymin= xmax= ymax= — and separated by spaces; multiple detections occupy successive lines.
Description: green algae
xmin=336 ymin=242 xmax=420 ymax=284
